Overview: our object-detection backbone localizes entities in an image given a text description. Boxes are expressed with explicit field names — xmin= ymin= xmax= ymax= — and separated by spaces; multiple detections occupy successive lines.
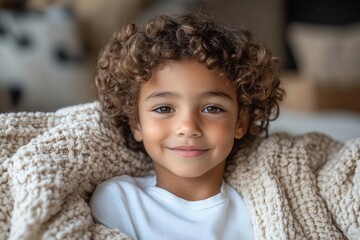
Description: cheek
xmin=141 ymin=118 xmax=168 ymax=136
xmin=208 ymin=121 xmax=235 ymax=150
xmin=140 ymin=118 xmax=169 ymax=148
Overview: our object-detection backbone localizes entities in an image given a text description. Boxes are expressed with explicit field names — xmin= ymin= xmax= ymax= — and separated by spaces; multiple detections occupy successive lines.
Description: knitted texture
xmin=0 ymin=102 xmax=359 ymax=239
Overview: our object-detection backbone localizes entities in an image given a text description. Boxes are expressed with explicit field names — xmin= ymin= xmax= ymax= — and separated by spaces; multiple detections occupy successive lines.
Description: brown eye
xmin=154 ymin=106 xmax=174 ymax=113
xmin=203 ymin=106 xmax=223 ymax=113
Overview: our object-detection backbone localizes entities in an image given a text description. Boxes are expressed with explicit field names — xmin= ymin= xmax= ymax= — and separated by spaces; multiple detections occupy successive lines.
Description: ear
xmin=234 ymin=111 xmax=249 ymax=140
xmin=129 ymin=118 xmax=143 ymax=142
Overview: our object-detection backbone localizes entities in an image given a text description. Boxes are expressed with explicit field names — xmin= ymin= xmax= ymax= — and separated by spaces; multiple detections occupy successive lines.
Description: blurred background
xmin=0 ymin=0 xmax=359 ymax=141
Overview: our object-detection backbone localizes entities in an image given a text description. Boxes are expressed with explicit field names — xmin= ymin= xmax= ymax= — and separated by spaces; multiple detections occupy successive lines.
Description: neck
xmin=154 ymin=162 xmax=225 ymax=201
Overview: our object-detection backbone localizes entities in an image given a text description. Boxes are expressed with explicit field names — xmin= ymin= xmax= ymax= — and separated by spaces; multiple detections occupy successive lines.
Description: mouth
xmin=168 ymin=146 xmax=209 ymax=158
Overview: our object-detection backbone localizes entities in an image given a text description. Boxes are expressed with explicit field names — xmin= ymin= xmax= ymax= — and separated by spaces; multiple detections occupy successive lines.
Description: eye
xmin=203 ymin=105 xmax=224 ymax=114
xmin=153 ymin=105 xmax=174 ymax=114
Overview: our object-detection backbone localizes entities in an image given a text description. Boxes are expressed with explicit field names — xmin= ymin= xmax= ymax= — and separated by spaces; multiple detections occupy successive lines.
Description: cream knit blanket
xmin=0 ymin=102 xmax=359 ymax=239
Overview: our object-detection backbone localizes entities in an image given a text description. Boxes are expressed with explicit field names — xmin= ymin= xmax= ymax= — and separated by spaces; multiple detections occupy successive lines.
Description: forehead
xmin=139 ymin=60 xmax=236 ymax=98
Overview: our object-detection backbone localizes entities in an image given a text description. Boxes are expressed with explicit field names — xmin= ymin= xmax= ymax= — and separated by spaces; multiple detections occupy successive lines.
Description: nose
xmin=175 ymin=111 xmax=202 ymax=138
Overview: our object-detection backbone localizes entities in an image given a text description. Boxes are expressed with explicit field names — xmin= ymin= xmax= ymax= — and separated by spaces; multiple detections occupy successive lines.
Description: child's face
xmin=131 ymin=60 xmax=247 ymax=179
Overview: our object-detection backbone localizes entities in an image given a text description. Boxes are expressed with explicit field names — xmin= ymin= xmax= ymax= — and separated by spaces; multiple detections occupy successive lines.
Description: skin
xmin=130 ymin=60 xmax=248 ymax=201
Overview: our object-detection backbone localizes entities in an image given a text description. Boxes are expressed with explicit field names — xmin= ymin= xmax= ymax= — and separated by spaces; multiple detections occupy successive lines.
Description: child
xmin=90 ymin=13 xmax=358 ymax=240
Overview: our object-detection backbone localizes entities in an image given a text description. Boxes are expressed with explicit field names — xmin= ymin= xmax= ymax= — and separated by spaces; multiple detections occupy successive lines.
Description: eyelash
xmin=153 ymin=105 xmax=174 ymax=114
xmin=202 ymin=105 xmax=224 ymax=114
xmin=152 ymin=105 xmax=224 ymax=114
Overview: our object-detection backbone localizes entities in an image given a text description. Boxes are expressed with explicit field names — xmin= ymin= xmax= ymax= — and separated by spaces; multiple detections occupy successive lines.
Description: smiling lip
xmin=168 ymin=146 xmax=209 ymax=158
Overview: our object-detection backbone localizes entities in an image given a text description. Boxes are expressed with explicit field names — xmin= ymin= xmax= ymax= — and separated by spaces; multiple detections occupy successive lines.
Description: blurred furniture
xmin=281 ymin=72 xmax=360 ymax=113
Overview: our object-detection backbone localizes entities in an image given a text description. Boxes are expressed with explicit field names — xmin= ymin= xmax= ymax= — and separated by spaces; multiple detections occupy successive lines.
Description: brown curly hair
xmin=95 ymin=13 xmax=284 ymax=154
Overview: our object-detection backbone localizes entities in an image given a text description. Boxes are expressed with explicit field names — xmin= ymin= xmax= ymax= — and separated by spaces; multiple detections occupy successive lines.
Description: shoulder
xmin=89 ymin=175 xmax=155 ymax=226
xmin=93 ymin=175 xmax=155 ymax=196
xmin=91 ymin=175 xmax=155 ymax=204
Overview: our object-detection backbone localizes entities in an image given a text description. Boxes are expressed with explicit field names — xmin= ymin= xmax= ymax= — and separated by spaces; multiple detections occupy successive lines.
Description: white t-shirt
xmin=90 ymin=175 xmax=253 ymax=240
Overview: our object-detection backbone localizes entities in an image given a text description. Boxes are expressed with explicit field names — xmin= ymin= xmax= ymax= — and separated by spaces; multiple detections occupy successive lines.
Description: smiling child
xmin=90 ymin=12 xmax=282 ymax=240
xmin=89 ymin=13 xmax=357 ymax=240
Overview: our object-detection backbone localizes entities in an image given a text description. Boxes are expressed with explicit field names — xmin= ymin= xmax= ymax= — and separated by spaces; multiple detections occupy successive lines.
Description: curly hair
xmin=95 ymin=13 xmax=284 ymax=154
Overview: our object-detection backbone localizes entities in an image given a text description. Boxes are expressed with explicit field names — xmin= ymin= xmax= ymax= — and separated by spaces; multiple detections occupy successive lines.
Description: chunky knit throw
xmin=0 ymin=102 xmax=359 ymax=240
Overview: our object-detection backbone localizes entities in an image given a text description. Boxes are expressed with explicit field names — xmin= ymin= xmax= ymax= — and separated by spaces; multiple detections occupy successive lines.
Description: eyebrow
xmin=201 ymin=91 xmax=234 ymax=101
xmin=145 ymin=91 xmax=180 ymax=101
xmin=145 ymin=91 xmax=233 ymax=101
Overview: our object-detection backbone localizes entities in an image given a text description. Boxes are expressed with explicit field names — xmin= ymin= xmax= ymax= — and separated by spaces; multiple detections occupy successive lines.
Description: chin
xmin=172 ymin=168 xmax=209 ymax=179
